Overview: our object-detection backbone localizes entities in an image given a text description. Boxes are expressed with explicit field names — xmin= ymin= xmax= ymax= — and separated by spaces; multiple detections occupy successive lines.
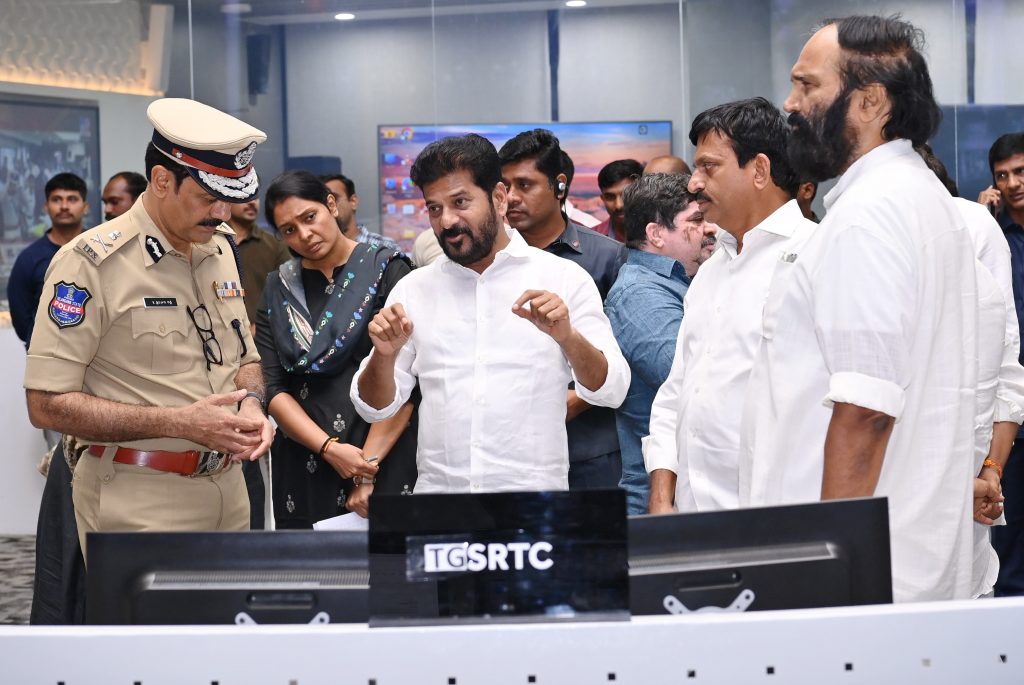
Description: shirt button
xmin=159 ymin=324 xmax=166 ymax=333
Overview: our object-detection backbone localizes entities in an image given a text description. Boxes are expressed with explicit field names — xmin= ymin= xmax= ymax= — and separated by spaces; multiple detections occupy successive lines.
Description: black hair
xmin=144 ymin=142 xmax=190 ymax=188
xmin=916 ymin=143 xmax=958 ymax=197
xmin=689 ymin=96 xmax=799 ymax=197
xmin=597 ymin=159 xmax=643 ymax=191
xmin=263 ymin=169 xmax=333 ymax=229
xmin=622 ymin=172 xmax=696 ymax=250
xmin=321 ymin=173 xmax=356 ymax=198
xmin=409 ymin=134 xmax=502 ymax=195
xmin=109 ymin=171 xmax=148 ymax=201
xmin=497 ymin=128 xmax=564 ymax=191
xmin=823 ymin=14 xmax=941 ymax=147
xmin=44 ymin=172 xmax=87 ymax=201
xmin=988 ymin=133 xmax=1024 ymax=180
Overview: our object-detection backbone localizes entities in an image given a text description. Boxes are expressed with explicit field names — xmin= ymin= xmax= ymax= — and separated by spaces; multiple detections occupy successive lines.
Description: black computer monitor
xmin=628 ymin=498 xmax=892 ymax=614
xmin=86 ymin=531 xmax=369 ymax=625
xmin=368 ymin=490 xmax=630 ymax=626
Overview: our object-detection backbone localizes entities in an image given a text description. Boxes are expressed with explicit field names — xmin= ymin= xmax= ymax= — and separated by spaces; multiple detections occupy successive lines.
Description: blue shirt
xmin=6 ymin=231 xmax=60 ymax=346
xmin=541 ymin=220 xmax=627 ymax=462
xmin=998 ymin=212 xmax=1024 ymax=437
xmin=605 ymin=250 xmax=690 ymax=493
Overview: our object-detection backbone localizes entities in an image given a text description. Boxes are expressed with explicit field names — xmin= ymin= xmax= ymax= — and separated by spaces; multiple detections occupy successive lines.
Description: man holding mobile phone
xmin=981 ymin=132 xmax=1024 ymax=597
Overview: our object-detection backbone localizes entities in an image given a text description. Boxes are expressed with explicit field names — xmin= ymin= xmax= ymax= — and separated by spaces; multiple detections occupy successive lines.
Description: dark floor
xmin=0 ymin=535 xmax=34 ymax=624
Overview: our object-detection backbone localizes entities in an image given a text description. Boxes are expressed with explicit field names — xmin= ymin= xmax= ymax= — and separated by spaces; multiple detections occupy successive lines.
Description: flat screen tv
xmin=0 ymin=94 xmax=101 ymax=310
xmin=629 ymin=498 xmax=893 ymax=614
xmin=377 ymin=120 xmax=673 ymax=252
xmin=86 ymin=531 xmax=369 ymax=625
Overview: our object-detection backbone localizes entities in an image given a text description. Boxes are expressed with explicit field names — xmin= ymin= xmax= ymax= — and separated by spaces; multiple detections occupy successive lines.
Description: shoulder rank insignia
xmin=76 ymin=239 xmax=100 ymax=264
xmin=48 ymin=281 xmax=92 ymax=328
xmin=214 ymin=280 xmax=245 ymax=299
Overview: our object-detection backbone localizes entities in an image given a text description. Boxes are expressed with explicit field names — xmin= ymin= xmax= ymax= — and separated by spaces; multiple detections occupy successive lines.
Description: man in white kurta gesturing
xmin=352 ymin=134 xmax=629 ymax=494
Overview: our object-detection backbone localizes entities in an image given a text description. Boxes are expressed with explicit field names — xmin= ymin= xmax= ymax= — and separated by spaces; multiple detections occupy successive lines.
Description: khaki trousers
xmin=72 ymin=447 xmax=250 ymax=559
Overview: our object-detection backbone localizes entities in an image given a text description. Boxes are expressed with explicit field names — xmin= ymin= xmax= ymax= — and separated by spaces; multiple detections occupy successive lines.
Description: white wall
xmin=768 ymin=0 xmax=967 ymax=107
xmin=0 ymin=326 xmax=45 ymax=535
xmin=684 ymin=0 xmax=774 ymax=133
xmin=284 ymin=12 xmax=550 ymax=234
xmin=559 ymin=4 xmax=685 ymax=154
xmin=975 ymin=0 xmax=1024 ymax=104
xmin=165 ymin=11 xmax=288 ymax=202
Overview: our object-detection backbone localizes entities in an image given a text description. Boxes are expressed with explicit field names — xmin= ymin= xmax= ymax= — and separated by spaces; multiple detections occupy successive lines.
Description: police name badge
xmin=48 ymin=281 xmax=92 ymax=329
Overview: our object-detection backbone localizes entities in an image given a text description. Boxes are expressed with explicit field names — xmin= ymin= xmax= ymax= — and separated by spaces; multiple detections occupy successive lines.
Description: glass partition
xmin=0 ymin=0 xmax=1015 ymax=277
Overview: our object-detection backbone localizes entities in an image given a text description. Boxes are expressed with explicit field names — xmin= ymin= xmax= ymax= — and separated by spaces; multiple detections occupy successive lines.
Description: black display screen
xmin=368 ymin=490 xmax=629 ymax=625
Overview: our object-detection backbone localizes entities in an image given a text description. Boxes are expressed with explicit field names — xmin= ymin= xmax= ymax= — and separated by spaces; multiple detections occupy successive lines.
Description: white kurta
xmin=642 ymin=200 xmax=817 ymax=511
xmin=351 ymin=229 xmax=629 ymax=494
xmin=956 ymin=197 xmax=1024 ymax=598
xmin=739 ymin=140 xmax=979 ymax=602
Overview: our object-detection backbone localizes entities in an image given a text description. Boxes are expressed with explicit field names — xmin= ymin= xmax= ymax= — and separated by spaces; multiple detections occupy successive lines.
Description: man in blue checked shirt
xmin=605 ymin=173 xmax=716 ymax=514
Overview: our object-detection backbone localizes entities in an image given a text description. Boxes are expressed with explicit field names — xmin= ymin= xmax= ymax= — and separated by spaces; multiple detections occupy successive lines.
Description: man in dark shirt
xmin=8 ymin=172 xmax=90 ymax=348
xmin=101 ymin=171 xmax=147 ymax=221
xmin=980 ymin=132 xmax=1024 ymax=596
xmin=499 ymin=129 xmax=627 ymax=489
xmin=593 ymin=159 xmax=643 ymax=242
xmin=228 ymin=197 xmax=290 ymax=328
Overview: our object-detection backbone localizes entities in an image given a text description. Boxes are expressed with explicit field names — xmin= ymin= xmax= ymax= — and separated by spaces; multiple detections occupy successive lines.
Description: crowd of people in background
xmin=12 ymin=14 xmax=1024 ymax=625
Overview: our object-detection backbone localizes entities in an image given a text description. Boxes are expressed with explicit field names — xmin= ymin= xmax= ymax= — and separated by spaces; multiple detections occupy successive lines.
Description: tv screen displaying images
xmin=378 ymin=121 xmax=673 ymax=252
xmin=0 ymin=94 xmax=101 ymax=311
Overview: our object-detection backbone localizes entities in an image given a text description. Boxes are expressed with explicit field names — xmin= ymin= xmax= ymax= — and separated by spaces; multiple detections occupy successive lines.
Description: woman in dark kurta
xmin=255 ymin=171 xmax=416 ymax=528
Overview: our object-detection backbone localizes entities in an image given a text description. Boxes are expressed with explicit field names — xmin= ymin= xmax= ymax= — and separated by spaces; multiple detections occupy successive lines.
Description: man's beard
xmin=439 ymin=207 xmax=500 ymax=266
xmin=787 ymin=88 xmax=856 ymax=183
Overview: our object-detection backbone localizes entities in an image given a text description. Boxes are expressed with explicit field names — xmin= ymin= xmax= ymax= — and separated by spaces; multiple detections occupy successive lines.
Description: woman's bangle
xmin=983 ymin=458 xmax=1004 ymax=480
xmin=319 ymin=436 xmax=339 ymax=457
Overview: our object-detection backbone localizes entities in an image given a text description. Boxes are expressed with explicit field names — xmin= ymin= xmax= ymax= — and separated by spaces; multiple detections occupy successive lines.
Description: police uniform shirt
xmin=24 ymin=194 xmax=259 ymax=453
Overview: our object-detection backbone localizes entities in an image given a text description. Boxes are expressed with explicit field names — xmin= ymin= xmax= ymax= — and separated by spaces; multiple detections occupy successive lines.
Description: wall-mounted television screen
xmin=377 ymin=121 xmax=673 ymax=252
xmin=0 ymin=94 xmax=101 ymax=311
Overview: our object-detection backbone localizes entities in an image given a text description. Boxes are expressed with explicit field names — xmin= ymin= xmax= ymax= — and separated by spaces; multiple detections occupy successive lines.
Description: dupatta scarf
xmin=265 ymin=242 xmax=405 ymax=375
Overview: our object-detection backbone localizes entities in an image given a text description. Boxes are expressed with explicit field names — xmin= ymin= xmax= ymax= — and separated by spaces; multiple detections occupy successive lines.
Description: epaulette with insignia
xmin=75 ymin=220 xmax=137 ymax=266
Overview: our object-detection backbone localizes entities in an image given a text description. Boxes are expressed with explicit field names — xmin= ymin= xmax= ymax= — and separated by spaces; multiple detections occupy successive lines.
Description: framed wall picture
xmin=0 ymin=93 xmax=101 ymax=312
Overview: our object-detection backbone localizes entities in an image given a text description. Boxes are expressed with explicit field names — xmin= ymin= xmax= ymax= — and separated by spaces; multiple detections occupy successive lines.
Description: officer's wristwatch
xmin=240 ymin=391 xmax=267 ymax=415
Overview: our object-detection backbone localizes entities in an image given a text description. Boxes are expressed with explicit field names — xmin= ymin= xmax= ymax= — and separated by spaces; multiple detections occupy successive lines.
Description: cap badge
xmin=234 ymin=142 xmax=257 ymax=170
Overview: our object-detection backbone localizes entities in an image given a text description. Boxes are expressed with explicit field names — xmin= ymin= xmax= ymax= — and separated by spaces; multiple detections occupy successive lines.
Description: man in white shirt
xmin=739 ymin=16 xmax=978 ymax=602
xmin=917 ymin=145 xmax=1024 ymax=597
xmin=644 ymin=97 xmax=817 ymax=514
xmin=351 ymin=134 xmax=629 ymax=494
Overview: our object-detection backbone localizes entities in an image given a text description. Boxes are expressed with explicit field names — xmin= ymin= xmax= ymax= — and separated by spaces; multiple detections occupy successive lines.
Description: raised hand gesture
xmin=512 ymin=290 xmax=572 ymax=343
xmin=368 ymin=303 xmax=414 ymax=357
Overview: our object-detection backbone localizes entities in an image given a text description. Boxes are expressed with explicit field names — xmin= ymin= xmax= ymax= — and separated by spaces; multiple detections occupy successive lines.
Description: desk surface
xmin=3 ymin=597 xmax=1023 ymax=684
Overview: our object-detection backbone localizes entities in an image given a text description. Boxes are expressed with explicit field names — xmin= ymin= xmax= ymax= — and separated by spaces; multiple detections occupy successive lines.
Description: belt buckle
xmin=191 ymin=451 xmax=228 ymax=477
